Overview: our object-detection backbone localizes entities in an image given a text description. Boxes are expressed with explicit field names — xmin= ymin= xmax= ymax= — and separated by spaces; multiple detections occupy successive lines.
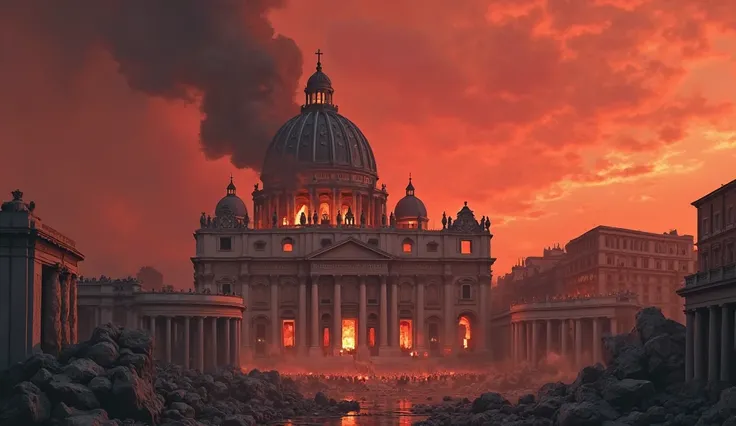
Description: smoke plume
xmin=0 ymin=0 xmax=303 ymax=171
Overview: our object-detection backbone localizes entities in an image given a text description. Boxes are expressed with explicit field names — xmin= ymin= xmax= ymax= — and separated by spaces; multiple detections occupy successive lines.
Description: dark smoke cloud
xmin=0 ymin=0 xmax=303 ymax=171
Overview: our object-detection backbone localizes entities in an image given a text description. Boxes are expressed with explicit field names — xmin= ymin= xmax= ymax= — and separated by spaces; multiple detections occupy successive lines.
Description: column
xmin=720 ymin=305 xmax=731 ymax=382
xmin=149 ymin=316 xmax=157 ymax=342
xmin=610 ymin=317 xmax=618 ymax=335
xmin=546 ymin=320 xmax=553 ymax=355
xmin=391 ymin=277 xmax=399 ymax=348
xmin=560 ymin=319 xmax=568 ymax=358
xmin=511 ymin=322 xmax=517 ymax=361
xmin=270 ymin=276 xmax=279 ymax=355
xmin=234 ymin=319 xmax=241 ymax=366
xmin=69 ymin=275 xmax=78 ymax=343
xmin=184 ymin=317 xmax=191 ymax=369
xmin=223 ymin=318 xmax=230 ymax=366
xmin=525 ymin=321 xmax=532 ymax=363
xmin=708 ymin=306 xmax=719 ymax=382
xmin=333 ymin=276 xmax=342 ymax=354
xmin=197 ymin=317 xmax=204 ymax=372
xmin=210 ymin=317 xmax=218 ymax=370
xmin=298 ymin=277 xmax=307 ymax=353
xmin=42 ymin=266 xmax=62 ymax=356
xmin=574 ymin=319 xmax=582 ymax=366
xmin=694 ymin=309 xmax=704 ymax=380
xmin=310 ymin=276 xmax=320 ymax=355
xmin=240 ymin=277 xmax=251 ymax=361
xmin=379 ymin=276 xmax=388 ymax=348
xmin=531 ymin=321 xmax=539 ymax=365
xmin=478 ymin=276 xmax=489 ymax=352
xmin=416 ymin=279 xmax=425 ymax=351
xmin=358 ymin=276 xmax=368 ymax=354
xmin=685 ymin=310 xmax=694 ymax=381
xmin=592 ymin=317 xmax=601 ymax=363
xmin=59 ymin=270 xmax=70 ymax=346
xmin=443 ymin=276 xmax=454 ymax=354
xmin=165 ymin=316 xmax=172 ymax=363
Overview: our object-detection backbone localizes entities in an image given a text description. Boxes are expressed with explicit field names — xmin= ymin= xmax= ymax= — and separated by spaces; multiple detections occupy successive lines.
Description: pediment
xmin=306 ymin=238 xmax=393 ymax=261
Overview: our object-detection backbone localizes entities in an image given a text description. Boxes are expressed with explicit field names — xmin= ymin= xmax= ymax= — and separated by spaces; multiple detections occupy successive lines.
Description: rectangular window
xmin=402 ymin=242 xmax=412 ymax=253
xmin=282 ymin=242 xmax=293 ymax=252
xmin=219 ymin=237 xmax=232 ymax=251
xmin=715 ymin=213 xmax=721 ymax=232
xmin=460 ymin=240 xmax=472 ymax=254
xmin=461 ymin=284 xmax=471 ymax=299
xmin=729 ymin=206 xmax=734 ymax=225
xmin=282 ymin=320 xmax=295 ymax=348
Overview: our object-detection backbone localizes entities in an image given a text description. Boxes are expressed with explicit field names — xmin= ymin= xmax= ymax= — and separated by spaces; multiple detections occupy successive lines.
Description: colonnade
xmin=244 ymin=274 xmax=488 ymax=357
xmin=511 ymin=316 xmax=618 ymax=367
xmin=142 ymin=315 xmax=241 ymax=372
xmin=685 ymin=304 xmax=736 ymax=383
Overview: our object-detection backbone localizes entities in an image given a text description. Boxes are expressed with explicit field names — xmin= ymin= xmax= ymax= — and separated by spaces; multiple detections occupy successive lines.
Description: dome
xmin=261 ymin=49 xmax=377 ymax=181
xmin=394 ymin=176 xmax=428 ymax=220
xmin=215 ymin=177 xmax=247 ymax=218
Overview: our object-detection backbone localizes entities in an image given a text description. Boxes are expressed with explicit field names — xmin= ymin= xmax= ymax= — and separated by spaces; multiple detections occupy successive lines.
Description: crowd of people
xmin=285 ymin=371 xmax=495 ymax=395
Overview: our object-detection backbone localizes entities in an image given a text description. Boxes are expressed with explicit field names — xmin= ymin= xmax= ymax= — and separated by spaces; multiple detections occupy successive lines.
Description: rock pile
xmin=413 ymin=307 xmax=736 ymax=426
xmin=0 ymin=324 xmax=358 ymax=425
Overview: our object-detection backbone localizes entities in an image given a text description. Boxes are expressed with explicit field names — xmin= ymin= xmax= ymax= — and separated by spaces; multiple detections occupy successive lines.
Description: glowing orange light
xmin=458 ymin=316 xmax=471 ymax=349
xmin=294 ymin=205 xmax=307 ymax=225
xmin=342 ymin=319 xmax=356 ymax=350
xmin=282 ymin=242 xmax=293 ymax=252
xmin=282 ymin=320 xmax=295 ymax=348
xmin=400 ymin=320 xmax=413 ymax=349
xmin=323 ymin=327 xmax=330 ymax=347
xmin=368 ymin=328 xmax=376 ymax=347
xmin=282 ymin=217 xmax=288 ymax=226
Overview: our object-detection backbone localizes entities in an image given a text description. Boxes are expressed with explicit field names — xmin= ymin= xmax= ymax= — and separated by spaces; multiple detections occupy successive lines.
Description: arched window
xmin=282 ymin=238 xmax=294 ymax=252
xmin=461 ymin=284 xmax=471 ymax=300
xmin=222 ymin=283 xmax=232 ymax=294
xmin=402 ymin=238 xmax=413 ymax=253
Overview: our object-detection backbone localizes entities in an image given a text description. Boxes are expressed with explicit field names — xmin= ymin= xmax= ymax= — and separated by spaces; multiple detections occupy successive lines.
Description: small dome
xmin=394 ymin=176 xmax=428 ymax=221
xmin=215 ymin=176 xmax=247 ymax=218
xmin=306 ymin=69 xmax=332 ymax=93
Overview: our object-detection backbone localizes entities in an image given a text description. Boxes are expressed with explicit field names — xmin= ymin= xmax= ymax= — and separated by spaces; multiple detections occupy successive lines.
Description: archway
xmin=457 ymin=313 xmax=475 ymax=351
xmin=320 ymin=313 xmax=332 ymax=355
xmin=426 ymin=316 xmax=442 ymax=356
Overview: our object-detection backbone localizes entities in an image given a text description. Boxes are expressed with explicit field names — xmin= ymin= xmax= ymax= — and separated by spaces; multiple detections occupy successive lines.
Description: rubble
xmin=0 ymin=323 xmax=358 ymax=425
xmin=412 ymin=307 xmax=736 ymax=426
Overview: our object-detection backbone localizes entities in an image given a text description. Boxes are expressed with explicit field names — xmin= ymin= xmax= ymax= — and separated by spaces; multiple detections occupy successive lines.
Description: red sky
xmin=2 ymin=0 xmax=735 ymax=286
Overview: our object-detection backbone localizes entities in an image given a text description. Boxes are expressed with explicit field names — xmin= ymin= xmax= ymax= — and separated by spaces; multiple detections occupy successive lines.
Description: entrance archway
xmin=253 ymin=316 xmax=269 ymax=357
xmin=457 ymin=313 xmax=475 ymax=352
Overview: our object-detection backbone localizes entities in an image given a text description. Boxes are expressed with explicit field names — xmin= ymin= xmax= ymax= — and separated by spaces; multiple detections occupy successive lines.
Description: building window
xmin=367 ymin=238 xmax=379 ymax=246
xmin=219 ymin=237 xmax=232 ymax=251
xmin=729 ymin=206 xmax=734 ymax=225
xmin=607 ymin=256 xmax=613 ymax=265
xmin=461 ymin=284 xmax=471 ymax=299
xmin=402 ymin=239 xmax=413 ymax=253
xmin=702 ymin=217 xmax=710 ymax=235
xmin=320 ymin=238 xmax=332 ymax=248
xmin=460 ymin=240 xmax=472 ymax=254
xmin=254 ymin=241 xmax=266 ymax=251
xmin=715 ymin=212 xmax=722 ymax=232
xmin=427 ymin=242 xmax=439 ymax=252
xmin=281 ymin=238 xmax=294 ymax=252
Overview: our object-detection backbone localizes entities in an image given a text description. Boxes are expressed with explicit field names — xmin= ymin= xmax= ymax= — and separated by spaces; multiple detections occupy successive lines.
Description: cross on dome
xmin=315 ymin=49 xmax=323 ymax=71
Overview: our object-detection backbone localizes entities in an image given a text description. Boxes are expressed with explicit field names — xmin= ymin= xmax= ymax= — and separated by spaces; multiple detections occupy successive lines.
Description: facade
xmin=193 ymin=54 xmax=495 ymax=361
xmin=678 ymin=178 xmax=736 ymax=383
xmin=491 ymin=293 xmax=640 ymax=368
xmin=0 ymin=190 xmax=84 ymax=369
xmin=77 ymin=276 xmax=244 ymax=371
xmin=494 ymin=246 xmax=566 ymax=311
xmin=565 ymin=226 xmax=695 ymax=323
xmin=495 ymin=226 xmax=695 ymax=324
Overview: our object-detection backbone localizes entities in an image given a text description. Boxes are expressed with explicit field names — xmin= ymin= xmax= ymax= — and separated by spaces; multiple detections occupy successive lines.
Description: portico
xmin=491 ymin=293 xmax=640 ymax=368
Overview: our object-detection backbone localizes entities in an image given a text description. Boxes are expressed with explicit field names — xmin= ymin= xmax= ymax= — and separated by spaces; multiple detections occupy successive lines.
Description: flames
xmin=459 ymin=316 xmax=471 ymax=349
xmin=342 ymin=319 xmax=356 ymax=350
xmin=294 ymin=205 xmax=307 ymax=225
xmin=399 ymin=320 xmax=413 ymax=349
xmin=282 ymin=320 xmax=295 ymax=348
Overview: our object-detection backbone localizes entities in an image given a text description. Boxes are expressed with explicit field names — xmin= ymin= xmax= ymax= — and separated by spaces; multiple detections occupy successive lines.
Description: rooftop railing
xmin=684 ymin=264 xmax=736 ymax=288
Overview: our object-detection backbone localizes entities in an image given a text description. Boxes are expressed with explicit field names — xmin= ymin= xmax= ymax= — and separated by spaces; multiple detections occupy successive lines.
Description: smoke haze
xmin=1 ymin=0 xmax=302 ymax=170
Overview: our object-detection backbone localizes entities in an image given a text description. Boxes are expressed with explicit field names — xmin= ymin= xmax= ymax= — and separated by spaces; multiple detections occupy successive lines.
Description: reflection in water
xmin=281 ymin=395 xmax=426 ymax=425
xmin=340 ymin=414 xmax=357 ymax=425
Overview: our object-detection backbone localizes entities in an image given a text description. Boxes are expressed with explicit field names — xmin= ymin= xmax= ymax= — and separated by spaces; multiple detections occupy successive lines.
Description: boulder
xmin=47 ymin=380 xmax=99 ymax=410
xmin=557 ymin=401 xmax=603 ymax=426
xmin=601 ymin=379 xmax=656 ymax=411
xmin=108 ymin=366 xmax=162 ymax=423
xmin=62 ymin=359 xmax=104 ymax=384
xmin=0 ymin=381 xmax=51 ymax=424
xmin=85 ymin=341 xmax=119 ymax=368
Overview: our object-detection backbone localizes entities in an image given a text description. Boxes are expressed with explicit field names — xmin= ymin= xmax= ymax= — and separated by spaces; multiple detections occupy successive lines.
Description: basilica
xmin=193 ymin=53 xmax=495 ymax=360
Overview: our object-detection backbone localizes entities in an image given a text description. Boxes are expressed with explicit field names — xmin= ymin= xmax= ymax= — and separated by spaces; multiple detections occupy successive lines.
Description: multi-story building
xmin=564 ymin=226 xmax=695 ymax=322
xmin=0 ymin=190 xmax=84 ymax=369
xmin=678 ymin=178 xmax=736 ymax=384
xmin=193 ymin=54 xmax=495 ymax=362
xmin=493 ymin=246 xmax=566 ymax=311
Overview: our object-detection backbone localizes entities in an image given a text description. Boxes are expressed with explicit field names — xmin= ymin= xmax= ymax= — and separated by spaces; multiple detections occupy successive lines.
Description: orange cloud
xmin=2 ymin=0 xmax=736 ymax=283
